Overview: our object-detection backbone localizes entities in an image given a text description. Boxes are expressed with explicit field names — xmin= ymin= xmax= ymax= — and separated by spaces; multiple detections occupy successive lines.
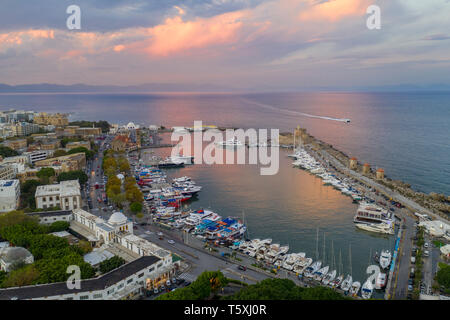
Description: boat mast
xmin=349 ymin=244 xmax=352 ymax=277
xmin=293 ymin=129 xmax=296 ymax=152
xmin=331 ymin=240 xmax=335 ymax=271
xmin=315 ymin=227 xmax=319 ymax=261
xmin=339 ymin=249 xmax=342 ymax=275
xmin=322 ymin=233 xmax=326 ymax=265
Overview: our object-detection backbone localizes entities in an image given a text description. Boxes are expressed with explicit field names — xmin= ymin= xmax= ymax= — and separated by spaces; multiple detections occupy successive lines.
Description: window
xmin=80 ymin=295 xmax=89 ymax=300
xmin=118 ymin=283 xmax=124 ymax=289
xmin=127 ymin=278 xmax=133 ymax=284
xmin=138 ymin=272 xmax=144 ymax=278
xmin=148 ymin=267 xmax=155 ymax=273
xmin=93 ymin=293 xmax=102 ymax=299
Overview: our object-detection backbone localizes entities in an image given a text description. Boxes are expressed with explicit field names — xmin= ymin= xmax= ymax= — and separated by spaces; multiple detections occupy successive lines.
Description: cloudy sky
xmin=1 ymin=0 xmax=450 ymax=89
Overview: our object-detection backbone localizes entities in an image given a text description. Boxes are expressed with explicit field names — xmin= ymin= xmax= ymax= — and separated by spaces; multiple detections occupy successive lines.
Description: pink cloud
xmin=299 ymin=0 xmax=371 ymax=22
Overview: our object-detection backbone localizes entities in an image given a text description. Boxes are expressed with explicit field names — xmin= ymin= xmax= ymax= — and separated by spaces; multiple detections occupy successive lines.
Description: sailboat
xmin=322 ymin=269 xmax=336 ymax=286
xmin=340 ymin=244 xmax=353 ymax=292
xmin=350 ymin=281 xmax=361 ymax=297
xmin=313 ymin=265 xmax=329 ymax=282
xmin=361 ymin=279 xmax=374 ymax=299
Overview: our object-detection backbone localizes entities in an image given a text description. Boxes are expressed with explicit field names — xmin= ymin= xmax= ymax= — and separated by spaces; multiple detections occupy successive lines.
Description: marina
xmin=132 ymin=131 xmax=399 ymax=298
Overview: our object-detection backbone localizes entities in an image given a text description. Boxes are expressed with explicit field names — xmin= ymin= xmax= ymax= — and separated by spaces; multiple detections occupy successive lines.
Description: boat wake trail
xmin=242 ymin=99 xmax=351 ymax=123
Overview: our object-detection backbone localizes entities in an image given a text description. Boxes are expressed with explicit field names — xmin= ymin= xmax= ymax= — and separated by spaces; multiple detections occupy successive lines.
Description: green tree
xmin=67 ymin=147 xmax=95 ymax=160
xmin=436 ymin=263 xmax=450 ymax=294
xmin=37 ymin=167 xmax=56 ymax=184
xmin=130 ymin=202 xmax=143 ymax=214
xmin=99 ymin=256 xmax=126 ymax=274
xmin=57 ymin=170 xmax=88 ymax=185
xmin=2 ymin=265 xmax=40 ymax=288
xmin=53 ymin=149 xmax=67 ymax=157
xmin=20 ymin=180 xmax=44 ymax=209
xmin=0 ymin=146 xmax=19 ymax=158
xmin=48 ymin=221 xmax=70 ymax=232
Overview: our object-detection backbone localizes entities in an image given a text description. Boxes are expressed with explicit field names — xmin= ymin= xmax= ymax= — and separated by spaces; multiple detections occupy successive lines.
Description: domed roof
xmin=1 ymin=247 xmax=33 ymax=264
xmin=108 ymin=212 xmax=127 ymax=225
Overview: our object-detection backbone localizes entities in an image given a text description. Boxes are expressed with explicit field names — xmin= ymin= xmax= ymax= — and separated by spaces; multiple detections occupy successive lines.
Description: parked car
xmin=153 ymin=288 xmax=158 ymax=294
xmin=424 ymin=242 xmax=429 ymax=248
xmin=408 ymin=285 xmax=413 ymax=292
xmin=168 ymin=240 xmax=175 ymax=244
xmin=238 ymin=265 xmax=247 ymax=271
xmin=424 ymin=250 xmax=430 ymax=257
xmin=411 ymin=257 xmax=416 ymax=264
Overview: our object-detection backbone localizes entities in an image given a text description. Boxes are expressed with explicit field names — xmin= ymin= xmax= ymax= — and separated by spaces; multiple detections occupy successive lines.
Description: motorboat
xmin=355 ymin=222 xmax=394 ymax=235
xmin=379 ymin=250 xmax=392 ymax=269
xmin=375 ymin=272 xmax=387 ymax=290
xmin=304 ymin=261 xmax=321 ymax=278
xmin=293 ymin=257 xmax=313 ymax=275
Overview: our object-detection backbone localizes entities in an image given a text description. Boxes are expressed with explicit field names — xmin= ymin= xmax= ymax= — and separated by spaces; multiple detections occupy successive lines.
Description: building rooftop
xmin=35 ymin=180 xmax=80 ymax=197
xmin=0 ymin=255 xmax=160 ymax=300
xmin=0 ymin=180 xmax=18 ymax=187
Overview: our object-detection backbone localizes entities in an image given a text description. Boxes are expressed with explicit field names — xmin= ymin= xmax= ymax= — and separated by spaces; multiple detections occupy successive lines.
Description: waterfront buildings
xmin=35 ymin=180 xmax=81 ymax=211
xmin=0 ymin=180 xmax=20 ymax=213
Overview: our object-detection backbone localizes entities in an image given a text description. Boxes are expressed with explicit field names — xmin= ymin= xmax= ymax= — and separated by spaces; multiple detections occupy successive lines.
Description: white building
xmin=35 ymin=180 xmax=81 ymax=211
xmin=0 ymin=255 xmax=162 ymax=300
xmin=23 ymin=150 xmax=54 ymax=164
xmin=28 ymin=210 xmax=73 ymax=224
xmin=0 ymin=247 xmax=34 ymax=272
xmin=0 ymin=180 xmax=20 ymax=213
xmin=0 ymin=165 xmax=16 ymax=180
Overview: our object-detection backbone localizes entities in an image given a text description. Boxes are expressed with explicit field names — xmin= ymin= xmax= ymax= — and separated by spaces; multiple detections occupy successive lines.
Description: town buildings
xmin=35 ymin=180 xmax=81 ymax=211
xmin=33 ymin=112 xmax=69 ymax=126
xmin=0 ymin=180 xmax=20 ymax=213
xmin=34 ymin=152 xmax=86 ymax=172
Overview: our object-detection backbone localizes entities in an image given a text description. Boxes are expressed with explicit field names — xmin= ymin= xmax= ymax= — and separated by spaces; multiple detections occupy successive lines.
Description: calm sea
xmin=1 ymin=91 xmax=449 ymax=292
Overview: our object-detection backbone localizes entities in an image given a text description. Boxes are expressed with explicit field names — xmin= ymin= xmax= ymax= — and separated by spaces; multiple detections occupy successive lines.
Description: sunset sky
xmin=1 ymin=0 xmax=450 ymax=90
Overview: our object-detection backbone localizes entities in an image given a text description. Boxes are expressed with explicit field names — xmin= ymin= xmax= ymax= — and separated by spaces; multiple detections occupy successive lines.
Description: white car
xmin=168 ymin=240 xmax=175 ymax=244
xmin=424 ymin=243 xmax=429 ymax=248
xmin=157 ymin=232 xmax=163 ymax=236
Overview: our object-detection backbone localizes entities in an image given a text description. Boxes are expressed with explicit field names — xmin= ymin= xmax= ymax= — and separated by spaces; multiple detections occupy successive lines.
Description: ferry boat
xmin=167 ymin=153 xmax=194 ymax=165
xmin=353 ymin=202 xmax=394 ymax=225
xmin=379 ymin=250 xmax=392 ymax=269
xmin=158 ymin=159 xmax=185 ymax=168
xmin=375 ymin=272 xmax=387 ymax=289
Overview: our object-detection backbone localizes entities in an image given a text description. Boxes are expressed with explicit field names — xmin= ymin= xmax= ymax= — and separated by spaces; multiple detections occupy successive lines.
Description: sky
xmin=0 ymin=0 xmax=450 ymax=90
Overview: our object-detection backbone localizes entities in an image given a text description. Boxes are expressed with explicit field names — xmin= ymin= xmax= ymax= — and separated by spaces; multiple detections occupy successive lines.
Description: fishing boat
xmin=322 ymin=269 xmax=336 ymax=286
xmin=361 ymin=279 xmax=374 ymax=299
xmin=340 ymin=275 xmax=353 ymax=292
xmin=379 ymin=250 xmax=392 ymax=269
xmin=350 ymin=281 xmax=361 ymax=297
xmin=375 ymin=272 xmax=387 ymax=290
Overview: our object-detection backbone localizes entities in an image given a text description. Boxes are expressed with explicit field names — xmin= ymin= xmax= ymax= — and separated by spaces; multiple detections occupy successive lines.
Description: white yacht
xmin=282 ymin=253 xmax=305 ymax=271
xmin=355 ymin=222 xmax=394 ymax=235
xmin=293 ymin=257 xmax=313 ymax=275
xmin=361 ymin=279 xmax=374 ymax=299
xmin=304 ymin=261 xmax=322 ymax=278
xmin=375 ymin=272 xmax=387 ymax=290
xmin=354 ymin=202 xmax=394 ymax=225
xmin=215 ymin=138 xmax=243 ymax=147
xmin=379 ymin=250 xmax=392 ymax=269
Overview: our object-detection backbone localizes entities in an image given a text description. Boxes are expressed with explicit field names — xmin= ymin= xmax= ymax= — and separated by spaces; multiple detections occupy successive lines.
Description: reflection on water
xmin=149 ymin=135 xmax=393 ymax=295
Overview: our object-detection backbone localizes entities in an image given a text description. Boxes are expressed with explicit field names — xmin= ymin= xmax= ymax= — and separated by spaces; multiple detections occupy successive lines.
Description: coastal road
xmin=313 ymin=147 xmax=447 ymax=224
xmin=394 ymin=216 xmax=415 ymax=299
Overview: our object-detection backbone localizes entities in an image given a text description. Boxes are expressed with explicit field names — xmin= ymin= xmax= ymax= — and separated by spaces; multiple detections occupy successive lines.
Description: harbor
xmin=131 ymin=129 xmax=403 ymax=299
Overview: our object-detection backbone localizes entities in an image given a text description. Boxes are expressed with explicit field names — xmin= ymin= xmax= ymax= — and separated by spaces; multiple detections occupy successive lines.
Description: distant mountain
xmin=0 ymin=83 xmax=236 ymax=93
xmin=0 ymin=83 xmax=449 ymax=93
